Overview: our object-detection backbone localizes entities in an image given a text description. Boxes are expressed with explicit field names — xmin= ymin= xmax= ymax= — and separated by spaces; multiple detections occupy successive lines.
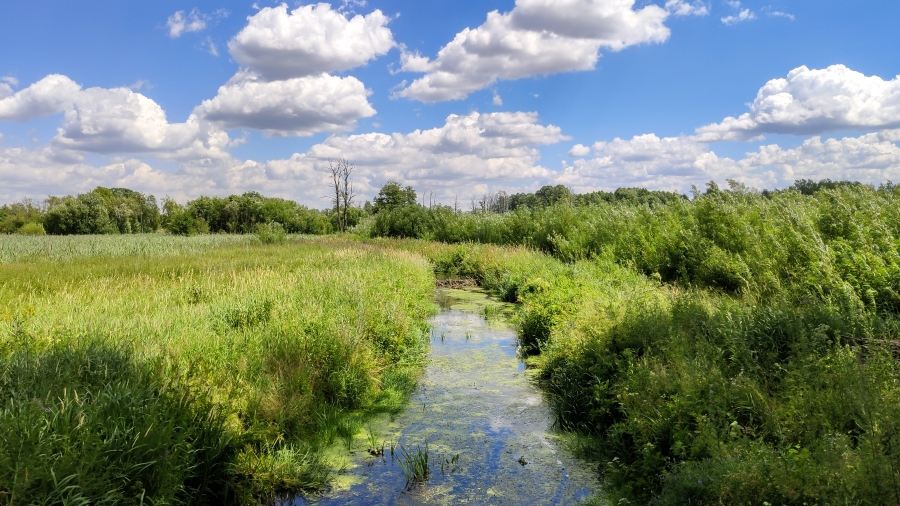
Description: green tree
xmin=535 ymin=185 xmax=572 ymax=207
xmin=0 ymin=199 xmax=44 ymax=233
xmin=44 ymin=193 xmax=117 ymax=235
xmin=373 ymin=180 xmax=417 ymax=213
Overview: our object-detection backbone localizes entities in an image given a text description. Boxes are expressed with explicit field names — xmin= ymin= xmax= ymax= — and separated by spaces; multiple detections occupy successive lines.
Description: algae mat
xmin=293 ymin=288 xmax=598 ymax=505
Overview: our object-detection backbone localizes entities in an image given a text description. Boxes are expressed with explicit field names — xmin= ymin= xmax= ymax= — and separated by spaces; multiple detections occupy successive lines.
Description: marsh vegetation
xmin=373 ymin=181 xmax=900 ymax=505
xmin=2 ymin=178 xmax=900 ymax=504
xmin=0 ymin=236 xmax=434 ymax=504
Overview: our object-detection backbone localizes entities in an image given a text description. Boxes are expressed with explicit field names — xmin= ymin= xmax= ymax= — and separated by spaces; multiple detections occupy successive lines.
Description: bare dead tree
xmin=328 ymin=159 xmax=343 ymax=231
xmin=327 ymin=158 xmax=356 ymax=232
xmin=453 ymin=195 xmax=459 ymax=213
xmin=340 ymin=159 xmax=357 ymax=232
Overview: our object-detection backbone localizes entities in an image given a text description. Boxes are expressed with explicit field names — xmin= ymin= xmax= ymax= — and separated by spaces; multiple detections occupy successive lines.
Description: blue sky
xmin=1 ymin=0 xmax=899 ymax=206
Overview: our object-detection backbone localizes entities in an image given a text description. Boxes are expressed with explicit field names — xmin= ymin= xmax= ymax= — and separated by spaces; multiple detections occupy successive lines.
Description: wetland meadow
xmin=3 ymin=181 xmax=900 ymax=505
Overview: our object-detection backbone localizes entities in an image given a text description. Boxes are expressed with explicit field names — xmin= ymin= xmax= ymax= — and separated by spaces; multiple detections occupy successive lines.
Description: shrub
xmin=15 ymin=222 xmax=46 ymax=235
xmin=256 ymin=221 xmax=286 ymax=244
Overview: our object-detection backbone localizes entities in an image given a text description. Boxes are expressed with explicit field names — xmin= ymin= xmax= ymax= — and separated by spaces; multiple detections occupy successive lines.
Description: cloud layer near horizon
xmin=562 ymin=130 xmax=900 ymax=192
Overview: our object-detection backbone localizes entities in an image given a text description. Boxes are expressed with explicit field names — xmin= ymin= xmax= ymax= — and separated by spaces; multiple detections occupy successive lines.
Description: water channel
xmin=294 ymin=288 xmax=599 ymax=505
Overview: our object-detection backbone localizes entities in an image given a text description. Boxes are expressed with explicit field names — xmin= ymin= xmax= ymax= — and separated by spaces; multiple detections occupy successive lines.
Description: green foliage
xmin=0 ymin=342 xmax=234 ymax=505
xmin=0 ymin=238 xmax=436 ymax=502
xmin=327 ymin=205 xmax=367 ymax=232
xmin=398 ymin=444 xmax=430 ymax=488
xmin=183 ymin=192 xmax=331 ymax=235
xmin=44 ymin=193 xmax=118 ymax=235
xmin=162 ymin=198 xmax=208 ymax=236
xmin=14 ymin=222 xmax=45 ymax=235
xmin=0 ymin=199 xmax=44 ymax=234
xmin=790 ymin=178 xmax=864 ymax=195
xmin=255 ymin=221 xmax=286 ymax=244
xmin=0 ymin=234 xmax=253 ymax=264
xmin=4 ymin=187 xmax=330 ymax=237
xmin=390 ymin=238 xmax=900 ymax=505
xmin=42 ymin=188 xmax=159 ymax=235
xmin=371 ymin=205 xmax=431 ymax=238
xmin=372 ymin=182 xmax=900 ymax=309
xmin=373 ymin=180 xmax=417 ymax=213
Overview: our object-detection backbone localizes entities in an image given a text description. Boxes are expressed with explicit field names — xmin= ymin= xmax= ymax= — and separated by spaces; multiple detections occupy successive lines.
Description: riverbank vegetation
xmin=0 ymin=237 xmax=434 ymax=504
xmin=3 ymin=178 xmax=899 ymax=504
xmin=371 ymin=180 xmax=900 ymax=504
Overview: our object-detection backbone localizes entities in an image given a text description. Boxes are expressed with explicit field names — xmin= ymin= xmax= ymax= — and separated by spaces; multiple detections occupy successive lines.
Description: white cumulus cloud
xmin=559 ymin=134 xmax=734 ymax=191
xmin=665 ymin=0 xmax=709 ymax=17
xmin=397 ymin=0 xmax=674 ymax=102
xmin=0 ymin=74 xmax=82 ymax=121
xmin=53 ymin=86 xmax=229 ymax=159
xmin=767 ymin=11 xmax=795 ymax=21
xmin=196 ymin=71 xmax=376 ymax=136
xmin=228 ymin=3 xmax=395 ymax=81
xmin=696 ymin=65 xmax=900 ymax=141
xmin=303 ymin=111 xmax=568 ymax=196
xmin=568 ymin=143 xmax=591 ymax=157
xmin=0 ymin=75 xmax=229 ymax=159
xmin=0 ymin=111 xmax=569 ymax=205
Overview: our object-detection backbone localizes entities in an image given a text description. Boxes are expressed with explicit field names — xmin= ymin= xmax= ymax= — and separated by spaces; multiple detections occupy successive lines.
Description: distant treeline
xmin=0 ymin=178 xmax=866 ymax=236
xmin=0 ymin=188 xmax=334 ymax=236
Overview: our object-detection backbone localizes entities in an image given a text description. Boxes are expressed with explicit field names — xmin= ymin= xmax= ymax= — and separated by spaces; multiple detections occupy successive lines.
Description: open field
xmin=0 ymin=236 xmax=435 ymax=504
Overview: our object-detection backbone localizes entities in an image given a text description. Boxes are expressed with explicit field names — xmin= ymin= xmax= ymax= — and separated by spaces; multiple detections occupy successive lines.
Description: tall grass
xmin=0 ymin=233 xmax=255 ymax=264
xmin=0 ymin=237 xmax=435 ymax=503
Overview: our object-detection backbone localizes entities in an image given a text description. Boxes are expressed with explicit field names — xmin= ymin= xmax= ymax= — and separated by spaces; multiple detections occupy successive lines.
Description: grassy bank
xmin=378 ymin=238 xmax=900 ymax=505
xmin=0 ymin=236 xmax=435 ymax=504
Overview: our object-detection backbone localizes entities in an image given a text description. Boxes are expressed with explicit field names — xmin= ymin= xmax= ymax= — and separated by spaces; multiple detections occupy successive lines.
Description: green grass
xmin=0 ymin=235 xmax=436 ymax=504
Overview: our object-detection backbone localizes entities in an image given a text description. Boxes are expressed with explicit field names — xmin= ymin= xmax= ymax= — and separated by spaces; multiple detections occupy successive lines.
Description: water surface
xmin=294 ymin=288 xmax=598 ymax=505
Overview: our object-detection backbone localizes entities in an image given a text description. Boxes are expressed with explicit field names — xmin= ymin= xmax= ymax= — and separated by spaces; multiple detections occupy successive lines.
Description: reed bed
xmin=0 ymin=233 xmax=259 ymax=264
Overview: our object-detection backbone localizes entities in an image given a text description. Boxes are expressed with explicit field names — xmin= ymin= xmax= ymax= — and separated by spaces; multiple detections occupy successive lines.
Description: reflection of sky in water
xmin=290 ymin=290 xmax=598 ymax=505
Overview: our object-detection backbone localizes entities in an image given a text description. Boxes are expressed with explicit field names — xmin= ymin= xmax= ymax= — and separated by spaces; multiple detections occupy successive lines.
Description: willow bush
xmin=385 ymin=231 xmax=900 ymax=505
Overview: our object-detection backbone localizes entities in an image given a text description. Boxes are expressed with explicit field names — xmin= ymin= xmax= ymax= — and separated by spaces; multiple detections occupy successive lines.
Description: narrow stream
xmin=294 ymin=288 xmax=598 ymax=505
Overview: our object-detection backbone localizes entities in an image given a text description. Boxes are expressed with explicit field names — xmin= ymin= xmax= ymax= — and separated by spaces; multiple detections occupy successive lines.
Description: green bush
xmin=372 ymin=205 xmax=431 ymax=238
xmin=255 ymin=221 xmax=286 ymax=244
xmin=15 ymin=222 xmax=45 ymax=235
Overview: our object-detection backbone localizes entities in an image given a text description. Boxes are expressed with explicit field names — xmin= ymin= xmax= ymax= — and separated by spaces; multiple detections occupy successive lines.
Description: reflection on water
xmin=290 ymin=288 xmax=598 ymax=505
